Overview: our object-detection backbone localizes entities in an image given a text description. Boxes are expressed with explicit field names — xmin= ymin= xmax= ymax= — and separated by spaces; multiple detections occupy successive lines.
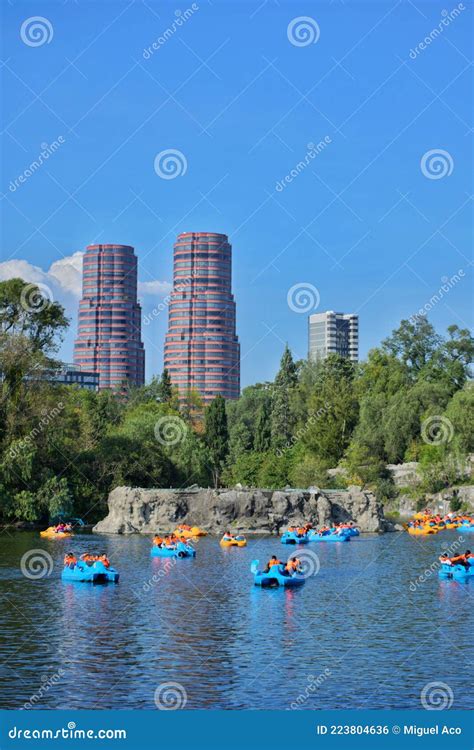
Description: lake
xmin=0 ymin=530 xmax=472 ymax=710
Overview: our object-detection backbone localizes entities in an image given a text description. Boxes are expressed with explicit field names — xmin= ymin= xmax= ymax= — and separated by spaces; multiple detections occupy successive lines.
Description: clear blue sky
xmin=1 ymin=0 xmax=472 ymax=387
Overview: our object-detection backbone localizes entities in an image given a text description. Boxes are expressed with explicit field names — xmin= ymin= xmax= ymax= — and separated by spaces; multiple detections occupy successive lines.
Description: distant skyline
xmin=1 ymin=0 xmax=472 ymax=388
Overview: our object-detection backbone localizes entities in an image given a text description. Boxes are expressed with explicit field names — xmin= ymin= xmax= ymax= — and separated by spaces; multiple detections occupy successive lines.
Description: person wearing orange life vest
xmin=99 ymin=553 xmax=110 ymax=568
xmin=63 ymin=553 xmax=77 ymax=568
xmin=449 ymin=553 xmax=469 ymax=569
xmin=264 ymin=555 xmax=282 ymax=573
xmin=153 ymin=535 xmax=163 ymax=547
xmin=285 ymin=557 xmax=301 ymax=574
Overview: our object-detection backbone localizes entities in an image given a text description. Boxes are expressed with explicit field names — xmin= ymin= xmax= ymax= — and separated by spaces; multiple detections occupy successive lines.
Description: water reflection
xmin=0 ymin=530 xmax=472 ymax=709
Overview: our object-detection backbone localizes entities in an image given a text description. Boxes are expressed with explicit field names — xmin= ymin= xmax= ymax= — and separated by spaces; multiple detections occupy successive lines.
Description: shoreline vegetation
xmin=0 ymin=277 xmax=473 ymax=526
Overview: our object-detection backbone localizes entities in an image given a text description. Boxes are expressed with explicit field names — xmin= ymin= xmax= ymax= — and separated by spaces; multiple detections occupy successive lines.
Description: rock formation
xmin=93 ymin=485 xmax=395 ymax=535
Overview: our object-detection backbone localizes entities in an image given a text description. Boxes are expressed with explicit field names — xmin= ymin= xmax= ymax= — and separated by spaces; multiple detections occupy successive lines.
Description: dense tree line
xmin=0 ymin=278 xmax=473 ymax=523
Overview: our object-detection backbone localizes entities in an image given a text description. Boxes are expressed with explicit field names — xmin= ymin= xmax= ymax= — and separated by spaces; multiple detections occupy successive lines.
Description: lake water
xmin=0 ymin=530 xmax=472 ymax=710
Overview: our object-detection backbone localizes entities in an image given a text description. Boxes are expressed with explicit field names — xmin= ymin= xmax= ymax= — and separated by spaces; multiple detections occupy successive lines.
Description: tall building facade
xmin=309 ymin=311 xmax=359 ymax=362
xmin=164 ymin=232 xmax=240 ymax=403
xmin=74 ymin=244 xmax=145 ymax=390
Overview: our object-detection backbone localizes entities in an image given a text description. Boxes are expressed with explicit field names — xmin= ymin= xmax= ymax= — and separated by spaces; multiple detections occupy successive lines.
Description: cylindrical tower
xmin=164 ymin=231 xmax=240 ymax=403
xmin=73 ymin=244 xmax=145 ymax=390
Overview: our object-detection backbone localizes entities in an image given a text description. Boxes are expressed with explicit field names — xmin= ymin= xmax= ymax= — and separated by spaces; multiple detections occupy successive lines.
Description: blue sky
xmin=1 ymin=0 xmax=472 ymax=387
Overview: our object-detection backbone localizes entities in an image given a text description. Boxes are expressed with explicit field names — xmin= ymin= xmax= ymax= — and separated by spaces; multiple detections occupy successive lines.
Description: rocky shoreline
xmin=93 ymin=485 xmax=399 ymax=535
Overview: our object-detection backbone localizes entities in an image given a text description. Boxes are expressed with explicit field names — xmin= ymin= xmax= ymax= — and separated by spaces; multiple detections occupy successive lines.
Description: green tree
xmin=271 ymin=345 xmax=298 ymax=449
xmin=0 ymin=278 xmax=68 ymax=399
xmin=254 ymin=399 xmax=271 ymax=452
xmin=302 ymin=355 xmax=358 ymax=465
xmin=157 ymin=368 xmax=173 ymax=402
xmin=382 ymin=316 xmax=441 ymax=375
xmin=205 ymin=395 xmax=229 ymax=487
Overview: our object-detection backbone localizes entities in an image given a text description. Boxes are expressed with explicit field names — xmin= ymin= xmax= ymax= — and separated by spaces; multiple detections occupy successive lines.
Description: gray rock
xmin=93 ymin=485 xmax=392 ymax=535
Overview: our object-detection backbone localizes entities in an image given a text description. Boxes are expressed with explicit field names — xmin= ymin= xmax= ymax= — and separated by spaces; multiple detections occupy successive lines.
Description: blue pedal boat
xmin=439 ymin=559 xmax=474 ymax=581
xmin=150 ymin=541 xmax=196 ymax=558
xmin=308 ymin=529 xmax=351 ymax=542
xmin=251 ymin=560 xmax=305 ymax=587
xmin=280 ymin=531 xmax=309 ymax=545
xmin=61 ymin=560 xmax=119 ymax=584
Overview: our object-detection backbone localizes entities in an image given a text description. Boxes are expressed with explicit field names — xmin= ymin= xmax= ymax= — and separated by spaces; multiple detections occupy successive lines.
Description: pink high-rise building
xmin=164 ymin=232 xmax=240 ymax=403
xmin=74 ymin=244 xmax=145 ymax=390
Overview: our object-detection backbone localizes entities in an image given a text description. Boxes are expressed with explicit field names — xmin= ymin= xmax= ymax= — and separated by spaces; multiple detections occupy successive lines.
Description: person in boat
xmin=63 ymin=553 xmax=77 ymax=568
xmin=223 ymin=531 xmax=234 ymax=541
xmin=153 ymin=535 xmax=163 ymax=547
xmin=448 ymin=553 xmax=470 ymax=569
xmin=285 ymin=557 xmax=302 ymax=575
xmin=99 ymin=553 xmax=110 ymax=568
xmin=55 ymin=523 xmax=66 ymax=533
xmin=264 ymin=555 xmax=283 ymax=572
xmin=296 ymin=527 xmax=306 ymax=537
xmin=439 ymin=553 xmax=451 ymax=565
xmin=81 ymin=553 xmax=99 ymax=563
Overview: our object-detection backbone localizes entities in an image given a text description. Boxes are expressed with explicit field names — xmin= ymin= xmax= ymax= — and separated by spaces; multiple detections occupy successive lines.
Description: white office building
xmin=308 ymin=311 xmax=359 ymax=362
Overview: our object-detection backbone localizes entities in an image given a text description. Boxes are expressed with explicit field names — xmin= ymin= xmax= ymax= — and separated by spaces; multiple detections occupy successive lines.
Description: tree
xmin=271 ymin=345 xmax=298 ymax=449
xmin=157 ymin=368 xmax=173 ymax=402
xmin=254 ymin=399 xmax=271 ymax=452
xmin=0 ymin=278 xmax=68 ymax=399
xmin=444 ymin=385 xmax=474 ymax=454
xmin=382 ymin=316 xmax=441 ymax=375
xmin=301 ymin=355 xmax=358 ymax=465
xmin=205 ymin=395 xmax=229 ymax=487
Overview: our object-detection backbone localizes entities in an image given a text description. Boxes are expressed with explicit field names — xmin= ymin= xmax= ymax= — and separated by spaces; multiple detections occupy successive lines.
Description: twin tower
xmin=73 ymin=232 xmax=240 ymax=403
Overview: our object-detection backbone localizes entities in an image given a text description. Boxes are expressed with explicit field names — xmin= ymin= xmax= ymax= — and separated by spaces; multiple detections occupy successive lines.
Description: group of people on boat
xmin=53 ymin=523 xmax=72 ymax=533
xmin=287 ymin=525 xmax=310 ymax=537
xmin=222 ymin=531 xmax=238 ymax=541
xmin=63 ymin=552 xmax=110 ymax=569
xmin=152 ymin=534 xmax=188 ymax=549
xmin=406 ymin=512 xmax=474 ymax=534
xmin=439 ymin=550 xmax=473 ymax=569
xmin=263 ymin=555 xmax=303 ymax=575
